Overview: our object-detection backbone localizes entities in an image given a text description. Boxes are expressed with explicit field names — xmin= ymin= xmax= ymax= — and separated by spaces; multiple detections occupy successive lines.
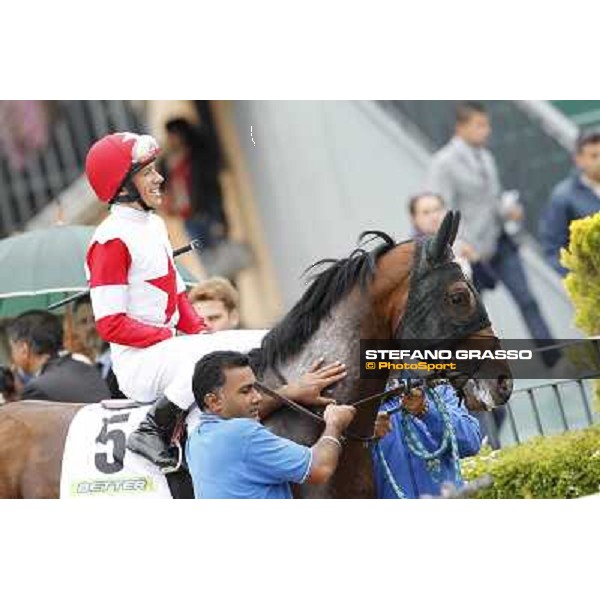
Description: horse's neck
xmin=274 ymin=293 xmax=368 ymax=400
xmin=263 ymin=294 xmax=386 ymax=499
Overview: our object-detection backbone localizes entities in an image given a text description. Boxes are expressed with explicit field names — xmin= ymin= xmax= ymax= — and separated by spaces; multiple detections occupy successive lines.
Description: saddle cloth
xmin=60 ymin=403 xmax=173 ymax=499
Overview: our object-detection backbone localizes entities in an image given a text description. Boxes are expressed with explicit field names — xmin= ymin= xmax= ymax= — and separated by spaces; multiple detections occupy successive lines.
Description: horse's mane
xmin=260 ymin=231 xmax=398 ymax=369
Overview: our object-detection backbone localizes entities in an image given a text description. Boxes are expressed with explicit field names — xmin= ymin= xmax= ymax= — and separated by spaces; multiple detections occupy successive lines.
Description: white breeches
xmin=111 ymin=329 xmax=269 ymax=409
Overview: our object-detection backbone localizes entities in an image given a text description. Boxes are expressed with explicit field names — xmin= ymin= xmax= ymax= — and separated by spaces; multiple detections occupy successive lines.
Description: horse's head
xmin=259 ymin=219 xmax=512 ymax=498
xmin=371 ymin=211 xmax=513 ymax=410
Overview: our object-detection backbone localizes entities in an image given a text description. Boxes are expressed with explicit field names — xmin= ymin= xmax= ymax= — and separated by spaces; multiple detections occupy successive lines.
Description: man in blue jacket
xmin=540 ymin=129 xmax=600 ymax=276
xmin=371 ymin=379 xmax=481 ymax=499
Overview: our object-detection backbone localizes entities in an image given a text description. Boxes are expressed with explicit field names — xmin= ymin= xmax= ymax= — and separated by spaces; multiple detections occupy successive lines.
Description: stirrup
xmin=161 ymin=440 xmax=183 ymax=475
xmin=127 ymin=431 xmax=180 ymax=472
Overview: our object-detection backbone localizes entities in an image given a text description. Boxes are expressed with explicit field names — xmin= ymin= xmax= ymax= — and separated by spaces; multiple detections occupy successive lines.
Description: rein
xmin=255 ymin=380 xmax=408 ymax=443
xmin=256 ymin=330 xmax=499 ymax=443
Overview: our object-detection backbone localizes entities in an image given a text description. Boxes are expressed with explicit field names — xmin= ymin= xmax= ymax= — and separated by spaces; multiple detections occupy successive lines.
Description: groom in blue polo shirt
xmin=186 ymin=350 xmax=356 ymax=499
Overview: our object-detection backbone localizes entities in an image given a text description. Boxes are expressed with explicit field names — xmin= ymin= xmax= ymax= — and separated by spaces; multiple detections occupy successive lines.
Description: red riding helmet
xmin=85 ymin=132 xmax=160 ymax=202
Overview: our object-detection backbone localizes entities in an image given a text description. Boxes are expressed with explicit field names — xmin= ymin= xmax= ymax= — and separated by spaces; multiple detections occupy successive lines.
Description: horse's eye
xmin=449 ymin=292 xmax=466 ymax=305
xmin=445 ymin=288 xmax=475 ymax=319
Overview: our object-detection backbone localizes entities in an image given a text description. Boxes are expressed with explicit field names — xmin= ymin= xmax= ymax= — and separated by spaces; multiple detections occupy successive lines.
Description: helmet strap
xmin=125 ymin=178 xmax=153 ymax=212
xmin=109 ymin=177 xmax=153 ymax=212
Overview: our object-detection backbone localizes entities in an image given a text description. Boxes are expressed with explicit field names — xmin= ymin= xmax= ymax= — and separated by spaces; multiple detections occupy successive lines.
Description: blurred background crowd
xmin=0 ymin=99 xmax=599 ymax=450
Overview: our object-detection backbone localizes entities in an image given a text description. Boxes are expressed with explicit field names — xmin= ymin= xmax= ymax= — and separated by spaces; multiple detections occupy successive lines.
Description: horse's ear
xmin=428 ymin=211 xmax=453 ymax=264
xmin=448 ymin=210 xmax=461 ymax=247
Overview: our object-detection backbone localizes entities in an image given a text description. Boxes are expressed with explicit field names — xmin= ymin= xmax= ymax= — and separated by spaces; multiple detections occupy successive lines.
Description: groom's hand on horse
xmin=283 ymin=358 xmax=347 ymax=407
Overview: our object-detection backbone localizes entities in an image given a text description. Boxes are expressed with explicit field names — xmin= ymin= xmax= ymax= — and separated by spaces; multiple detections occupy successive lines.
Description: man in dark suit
xmin=7 ymin=310 xmax=110 ymax=403
xmin=540 ymin=129 xmax=600 ymax=275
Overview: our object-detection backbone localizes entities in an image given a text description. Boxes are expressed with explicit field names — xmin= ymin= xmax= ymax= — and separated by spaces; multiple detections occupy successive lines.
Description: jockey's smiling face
xmin=205 ymin=366 xmax=261 ymax=420
xmin=130 ymin=160 xmax=164 ymax=210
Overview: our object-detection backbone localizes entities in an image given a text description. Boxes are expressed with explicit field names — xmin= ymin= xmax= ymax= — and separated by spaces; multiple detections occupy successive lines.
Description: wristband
xmin=321 ymin=435 xmax=342 ymax=449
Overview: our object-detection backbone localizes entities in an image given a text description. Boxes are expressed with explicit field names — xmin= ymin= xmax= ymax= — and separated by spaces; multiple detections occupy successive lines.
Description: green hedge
xmin=561 ymin=213 xmax=600 ymax=410
xmin=461 ymin=425 xmax=600 ymax=498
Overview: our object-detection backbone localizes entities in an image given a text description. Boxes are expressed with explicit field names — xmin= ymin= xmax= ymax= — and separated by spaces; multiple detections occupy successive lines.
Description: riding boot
xmin=127 ymin=395 xmax=184 ymax=472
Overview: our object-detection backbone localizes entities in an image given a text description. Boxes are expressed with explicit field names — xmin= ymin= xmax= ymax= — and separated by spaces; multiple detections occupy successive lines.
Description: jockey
xmin=84 ymin=132 xmax=258 ymax=470
xmin=84 ymin=132 xmax=346 ymax=472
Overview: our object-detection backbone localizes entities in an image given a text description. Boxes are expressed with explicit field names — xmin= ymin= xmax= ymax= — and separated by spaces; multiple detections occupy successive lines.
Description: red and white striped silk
xmin=85 ymin=205 xmax=206 ymax=351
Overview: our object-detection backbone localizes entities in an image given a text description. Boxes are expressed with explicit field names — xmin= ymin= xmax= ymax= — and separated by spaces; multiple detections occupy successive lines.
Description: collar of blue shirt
xmin=198 ymin=412 xmax=224 ymax=426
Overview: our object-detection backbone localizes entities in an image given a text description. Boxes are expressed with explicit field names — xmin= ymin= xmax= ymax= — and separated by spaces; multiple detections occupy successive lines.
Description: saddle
xmin=101 ymin=399 xmax=153 ymax=410
xmin=61 ymin=402 xmax=194 ymax=499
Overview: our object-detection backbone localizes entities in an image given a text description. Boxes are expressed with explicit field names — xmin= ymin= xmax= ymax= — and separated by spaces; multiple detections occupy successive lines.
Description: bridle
xmin=255 ymin=234 xmax=499 ymax=443
xmin=255 ymin=332 xmax=496 ymax=445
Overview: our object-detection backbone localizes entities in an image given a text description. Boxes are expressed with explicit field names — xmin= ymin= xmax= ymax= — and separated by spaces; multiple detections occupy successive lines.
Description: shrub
xmin=561 ymin=213 xmax=600 ymax=409
xmin=461 ymin=425 xmax=600 ymax=498
xmin=561 ymin=212 xmax=600 ymax=334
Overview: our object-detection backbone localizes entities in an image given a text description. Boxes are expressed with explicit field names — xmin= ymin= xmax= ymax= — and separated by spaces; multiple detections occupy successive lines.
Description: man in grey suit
xmin=427 ymin=101 xmax=556 ymax=355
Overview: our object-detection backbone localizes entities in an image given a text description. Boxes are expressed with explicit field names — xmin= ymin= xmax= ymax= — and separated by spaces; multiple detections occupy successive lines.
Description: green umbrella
xmin=0 ymin=224 xmax=199 ymax=319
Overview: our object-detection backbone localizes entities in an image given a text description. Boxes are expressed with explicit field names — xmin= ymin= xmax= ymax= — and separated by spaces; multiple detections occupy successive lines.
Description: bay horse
xmin=0 ymin=212 xmax=513 ymax=498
